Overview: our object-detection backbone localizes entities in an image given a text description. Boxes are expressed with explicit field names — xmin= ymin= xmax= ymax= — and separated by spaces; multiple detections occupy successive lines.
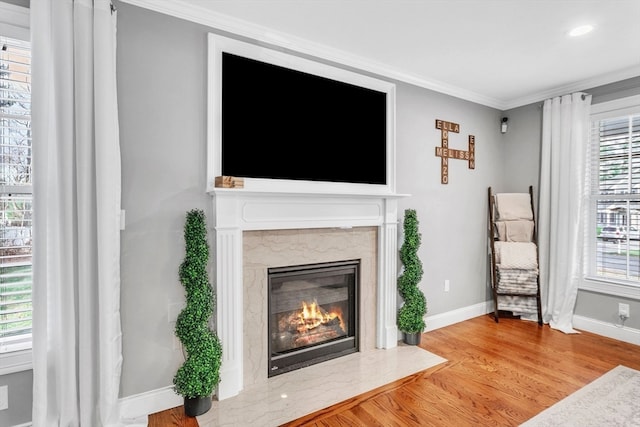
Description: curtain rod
xmin=537 ymin=92 xmax=590 ymax=108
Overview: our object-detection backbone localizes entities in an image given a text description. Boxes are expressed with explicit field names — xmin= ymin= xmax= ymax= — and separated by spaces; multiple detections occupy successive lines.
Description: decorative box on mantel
xmin=208 ymin=186 xmax=408 ymax=400
xmin=214 ymin=175 xmax=244 ymax=188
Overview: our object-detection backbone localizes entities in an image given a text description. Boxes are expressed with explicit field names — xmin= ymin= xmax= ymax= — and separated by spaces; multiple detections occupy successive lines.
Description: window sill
xmin=0 ymin=349 xmax=32 ymax=375
xmin=580 ymin=276 xmax=640 ymax=301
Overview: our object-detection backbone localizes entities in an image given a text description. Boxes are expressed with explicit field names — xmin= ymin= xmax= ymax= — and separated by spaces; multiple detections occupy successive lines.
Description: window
xmin=585 ymin=95 xmax=640 ymax=297
xmin=0 ymin=35 xmax=32 ymax=354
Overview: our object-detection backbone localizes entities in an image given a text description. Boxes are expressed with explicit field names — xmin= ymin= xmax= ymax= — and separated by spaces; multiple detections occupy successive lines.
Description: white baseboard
xmin=572 ymin=314 xmax=640 ymax=346
xmin=424 ymin=300 xmax=492 ymax=332
xmin=118 ymin=385 xmax=181 ymax=425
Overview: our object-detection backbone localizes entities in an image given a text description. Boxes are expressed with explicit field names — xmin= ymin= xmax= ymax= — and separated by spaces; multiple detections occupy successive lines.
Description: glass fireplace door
xmin=268 ymin=260 xmax=359 ymax=376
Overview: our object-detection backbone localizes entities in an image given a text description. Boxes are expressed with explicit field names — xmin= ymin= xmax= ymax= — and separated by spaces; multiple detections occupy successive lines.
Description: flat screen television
xmin=208 ymin=34 xmax=396 ymax=192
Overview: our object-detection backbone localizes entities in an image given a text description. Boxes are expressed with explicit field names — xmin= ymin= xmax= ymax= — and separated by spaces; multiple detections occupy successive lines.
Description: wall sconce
xmin=501 ymin=117 xmax=508 ymax=134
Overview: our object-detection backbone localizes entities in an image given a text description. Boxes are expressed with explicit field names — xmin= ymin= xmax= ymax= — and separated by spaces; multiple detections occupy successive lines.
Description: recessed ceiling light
xmin=569 ymin=25 xmax=594 ymax=37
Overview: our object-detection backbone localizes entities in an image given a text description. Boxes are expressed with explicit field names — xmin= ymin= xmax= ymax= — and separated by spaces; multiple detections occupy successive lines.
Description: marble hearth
xmin=210 ymin=188 xmax=407 ymax=400
xmin=196 ymin=344 xmax=447 ymax=426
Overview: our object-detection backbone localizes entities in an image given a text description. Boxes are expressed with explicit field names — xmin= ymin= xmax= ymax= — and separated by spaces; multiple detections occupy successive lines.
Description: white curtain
xmin=538 ymin=93 xmax=592 ymax=334
xmin=31 ymin=0 xmax=123 ymax=425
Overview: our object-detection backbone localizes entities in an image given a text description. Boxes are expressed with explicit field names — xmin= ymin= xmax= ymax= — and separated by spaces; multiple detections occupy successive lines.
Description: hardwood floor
xmin=149 ymin=405 xmax=199 ymax=427
xmin=149 ymin=315 xmax=640 ymax=426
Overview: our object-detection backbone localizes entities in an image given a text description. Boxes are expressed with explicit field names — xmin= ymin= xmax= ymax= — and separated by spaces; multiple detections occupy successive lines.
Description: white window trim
xmin=580 ymin=94 xmax=640 ymax=301
xmin=0 ymin=349 xmax=31 ymax=375
xmin=581 ymin=276 xmax=640 ymax=300
xmin=1 ymin=0 xmax=32 ymax=374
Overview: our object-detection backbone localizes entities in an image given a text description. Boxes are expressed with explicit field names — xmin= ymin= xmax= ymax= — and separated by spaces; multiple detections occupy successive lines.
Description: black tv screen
xmin=221 ymin=52 xmax=387 ymax=185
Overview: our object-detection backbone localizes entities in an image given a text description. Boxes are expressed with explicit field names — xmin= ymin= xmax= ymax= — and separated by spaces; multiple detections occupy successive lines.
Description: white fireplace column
xmin=378 ymin=214 xmax=399 ymax=348
xmin=210 ymin=189 xmax=406 ymax=400
xmin=213 ymin=225 xmax=243 ymax=401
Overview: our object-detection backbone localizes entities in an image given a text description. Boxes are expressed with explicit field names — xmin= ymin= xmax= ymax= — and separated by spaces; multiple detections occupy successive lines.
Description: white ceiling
xmin=124 ymin=0 xmax=640 ymax=110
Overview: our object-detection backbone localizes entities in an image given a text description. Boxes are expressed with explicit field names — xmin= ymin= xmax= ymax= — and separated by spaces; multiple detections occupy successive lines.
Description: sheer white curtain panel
xmin=31 ymin=0 xmax=123 ymax=425
xmin=538 ymin=93 xmax=591 ymax=334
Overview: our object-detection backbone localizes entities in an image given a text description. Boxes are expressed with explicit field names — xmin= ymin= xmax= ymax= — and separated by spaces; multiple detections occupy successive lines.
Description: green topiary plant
xmin=397 ymin=209 xmax=427 ymax=337
xmin=173 ymin=209 xmax=222 ymax=414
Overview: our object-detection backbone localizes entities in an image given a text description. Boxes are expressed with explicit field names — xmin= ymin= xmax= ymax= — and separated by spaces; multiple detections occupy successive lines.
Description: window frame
xmin=582 ymin=94 xmax=640 ymax=301
xmin=0 ymin=0 xmax=31 ymax=375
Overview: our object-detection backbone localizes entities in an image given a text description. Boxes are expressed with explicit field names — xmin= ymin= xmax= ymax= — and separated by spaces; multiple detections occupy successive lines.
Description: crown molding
xmin=502 ymin=65 xmax=640 ymax=110
xmin=118 ymin=0 xmax=506 ymax=110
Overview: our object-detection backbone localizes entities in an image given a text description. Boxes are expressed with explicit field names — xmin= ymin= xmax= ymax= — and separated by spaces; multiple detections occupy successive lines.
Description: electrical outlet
xmin=444 ymin=279 xmax=450 ymax=292
xmin=0 ymin=385 xmax=8 ymax=411
xmin=619 ymin=303 xmax=630 ymax=318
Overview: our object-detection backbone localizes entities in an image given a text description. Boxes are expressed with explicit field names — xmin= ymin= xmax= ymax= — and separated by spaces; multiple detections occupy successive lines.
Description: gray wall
xmin=117 ymin=4 xmax=212 ymax=397
xmin=502 ymin=76 xmax=640 ymax=331
xmin=0 ymin=370 xmax=32 ymax=427
xmin=394 ymin=85 xmax=503 ymax=315
xmin=501 ymin=103 xmax=542 ymax=193
xmin=576 ymin=290 xmax=639 ymax=328
xmin=115 ymin=2 xmax=505 ymax=398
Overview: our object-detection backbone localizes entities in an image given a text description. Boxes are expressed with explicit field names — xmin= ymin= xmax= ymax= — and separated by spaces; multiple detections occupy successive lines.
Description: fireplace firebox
xmin=268 ymin=259 xmax=359 ymax=376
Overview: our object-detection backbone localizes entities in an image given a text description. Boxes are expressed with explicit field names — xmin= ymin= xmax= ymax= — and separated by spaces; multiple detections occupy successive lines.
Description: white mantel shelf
xmin=209 ymin=187 xmax=410 ymax=198
xmin=210 ymin=188 xmax=408 ymax=400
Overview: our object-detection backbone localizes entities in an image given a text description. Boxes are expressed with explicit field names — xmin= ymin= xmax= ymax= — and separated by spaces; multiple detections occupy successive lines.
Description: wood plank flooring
xmin=148 ymin=314 xmax=640 ymax=426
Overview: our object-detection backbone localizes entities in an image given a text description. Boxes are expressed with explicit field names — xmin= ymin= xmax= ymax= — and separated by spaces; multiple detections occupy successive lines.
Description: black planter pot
xmin=184 ymin=396 xmax=212 ymax=417
xmin=403 ymin=332 xmax=422 ymax=345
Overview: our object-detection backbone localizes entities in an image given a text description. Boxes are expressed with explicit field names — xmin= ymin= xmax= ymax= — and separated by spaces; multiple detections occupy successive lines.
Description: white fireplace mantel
xmin=209 ymin=187 xmax=407 ymax=400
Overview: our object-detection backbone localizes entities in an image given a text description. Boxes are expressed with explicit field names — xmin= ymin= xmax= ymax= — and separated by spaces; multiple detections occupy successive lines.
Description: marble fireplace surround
xmin=243 ymin=227 xmax=376 ymax=388
xmin=210 ymin=188 xmax=405 ymax=400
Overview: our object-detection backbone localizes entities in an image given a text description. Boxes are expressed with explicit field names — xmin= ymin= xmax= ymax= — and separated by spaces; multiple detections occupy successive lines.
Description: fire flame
xmin=297 ymin=299 xmax=344 ymax=333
